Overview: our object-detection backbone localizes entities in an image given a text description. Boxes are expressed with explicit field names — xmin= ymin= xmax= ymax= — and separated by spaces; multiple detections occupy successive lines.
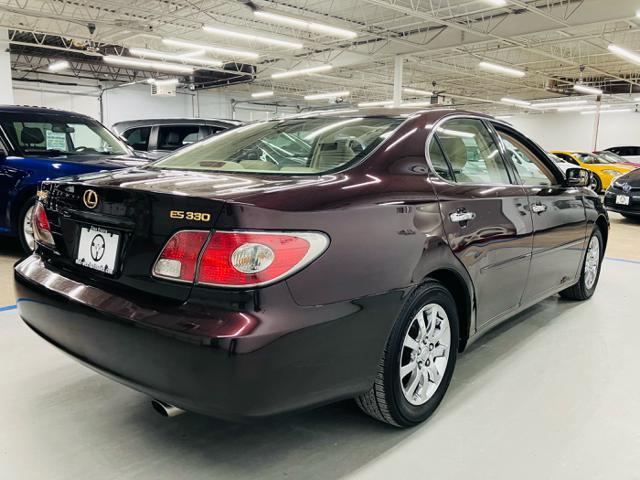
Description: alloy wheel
xmin=584 ymin=235 xmax=600 ymax=290
xmin=400 ymin=303 xmax=451 ymax=406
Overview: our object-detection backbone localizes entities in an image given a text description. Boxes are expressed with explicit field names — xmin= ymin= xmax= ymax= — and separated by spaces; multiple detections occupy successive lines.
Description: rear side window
xmin=434 ymin=119 xmax=510 ymax=184
xmin=428 ymin=138 xmax=454 ymax=181
xmin=123 ymin=127 xmax=151 ymax=151
xmin=157 ymin=125 xmax=200 ymax=150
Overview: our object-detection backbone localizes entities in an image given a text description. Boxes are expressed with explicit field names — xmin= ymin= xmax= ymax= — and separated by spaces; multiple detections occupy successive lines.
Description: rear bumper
xmin=14 ymin=255 xmax=404 ymax=421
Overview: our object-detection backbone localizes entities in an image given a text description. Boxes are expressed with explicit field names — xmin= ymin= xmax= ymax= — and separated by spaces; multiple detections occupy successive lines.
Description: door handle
xmin=531 ymin=203 xmax=547 ymax=214
xmin=449 ymin=211 xmax=477 ymax=223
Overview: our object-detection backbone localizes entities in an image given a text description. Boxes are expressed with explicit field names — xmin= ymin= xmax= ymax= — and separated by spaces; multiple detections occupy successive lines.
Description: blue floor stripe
xmin=0 ymin=304 xmax=17 ymax=312
xmin=605 ymin=257 xmax=640 ymax=265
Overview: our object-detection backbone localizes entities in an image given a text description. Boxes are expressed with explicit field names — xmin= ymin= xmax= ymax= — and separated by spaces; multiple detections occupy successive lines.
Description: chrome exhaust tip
xmin=151 ymin=399 xmax=186 ymax=418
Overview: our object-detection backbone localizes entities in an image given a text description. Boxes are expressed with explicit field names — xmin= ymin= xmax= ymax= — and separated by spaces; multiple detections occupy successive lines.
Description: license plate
xmin=75 ymin=226 xmax=120 ymax=274
xmin=616 ymin=195 xmax=630 ymax=205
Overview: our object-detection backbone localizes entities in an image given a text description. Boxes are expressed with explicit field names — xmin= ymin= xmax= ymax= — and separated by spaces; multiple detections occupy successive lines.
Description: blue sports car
xmin=0 ymin=106 xmax=147 ymax=251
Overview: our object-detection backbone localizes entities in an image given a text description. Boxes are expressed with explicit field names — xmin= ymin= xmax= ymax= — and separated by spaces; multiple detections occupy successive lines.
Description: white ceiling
xmin=3 ymin=0 xmax=640 ymax=114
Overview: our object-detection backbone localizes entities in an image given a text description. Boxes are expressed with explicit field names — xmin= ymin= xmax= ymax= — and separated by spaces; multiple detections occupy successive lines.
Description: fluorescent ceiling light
xmin=479 ymin=61 xmax=525 ymax=77
xmin=162 ymin=38 xmax=259 ymax=60
xmin=495 ymin=115 xmax=513 ymax=120
xmin=48 ymin=60 xmax=70 ymax=72
xmin=129 ymin=48 xmax=223 ymax=67
xmin=403 ymin=87 xmax=433 ymax=96
xmin=103 ymin=55 xmax=194 ymax=73
xmin=147 ymin=78 xmax=179 ymax=85
xmin=399 ymin=101 xmax=432 ymax=108
xmin=254 ymin=10 xmax=357 ymax=39
xmin=534 ymin=99 xmax=587 ymax=108
xmin=608 ymin=44 xmax=640 ymax=65
xmin=557 ymin=104 xmax=610 ymax=112
xmin=573 ymin=84 xmax=603 ymax=95
xmin=486 ymin=0 xmax=507 ymax=5
xmin=251 ymin=90 xmax=274 ymax=98
xmin=581 ymin=108 xmax=633 ymax=115
xmin=271 ymin=64 xmax=332 ymax=79
xmin=358 ymin=100 xmax=394 ymax=107
xmin=501 ymin=97 xmax=531 ymax=106
xmin=202 ymin=26 xmax=303 ymax=49
xmin=304 ymin=90 xmax=350 ymax=100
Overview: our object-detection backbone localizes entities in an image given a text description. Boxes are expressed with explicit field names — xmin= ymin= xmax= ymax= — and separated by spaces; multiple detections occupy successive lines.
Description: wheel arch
xmin=10 ymin=184 xmax=38 ymax=230
xmin=595 ymin=215 xmax=608 ymax=249
xmin=425 ymin=268 xmax=473 ymax=352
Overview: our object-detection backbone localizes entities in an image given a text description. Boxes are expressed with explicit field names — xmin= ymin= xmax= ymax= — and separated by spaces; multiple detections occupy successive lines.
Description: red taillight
xmin=33 ymin=202 xmax=55 ymax=247
xmin=152 ymin=230 xmax=329 ymax=287
xmin=152 ymin=231 xmax=209 ymax=282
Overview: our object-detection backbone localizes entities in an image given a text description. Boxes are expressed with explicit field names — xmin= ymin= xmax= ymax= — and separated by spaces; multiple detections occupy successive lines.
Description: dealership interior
xmin=2 ymin=0 xmax=640 ymax=478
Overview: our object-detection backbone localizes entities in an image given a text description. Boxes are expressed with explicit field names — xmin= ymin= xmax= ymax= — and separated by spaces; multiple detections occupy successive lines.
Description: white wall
xmin=0 ymin=28 xmax=14 ymax=104
xmin=508 ymin=110 xmax=640 ymax=152
xmin=13 ymin=83 xmax=101 ymax=119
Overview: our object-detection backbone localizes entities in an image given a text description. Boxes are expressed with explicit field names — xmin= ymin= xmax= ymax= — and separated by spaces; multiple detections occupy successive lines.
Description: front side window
xmin=153 ymin=117 xmax=403 ymax=174
xmin=496 ymin=129 xmax=556 ymax=186
xmin=1 ymin=113 xmax=127 ymax=157
xmin=433 ymin=118 xmax=510 ymax=184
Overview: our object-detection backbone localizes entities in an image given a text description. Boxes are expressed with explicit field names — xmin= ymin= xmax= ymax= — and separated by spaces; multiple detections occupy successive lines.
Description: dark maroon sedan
xmin=14 ymin=109 xmax=608 ymax=427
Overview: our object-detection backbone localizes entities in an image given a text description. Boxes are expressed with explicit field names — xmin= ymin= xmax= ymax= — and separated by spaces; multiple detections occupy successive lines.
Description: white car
xmin=604 ymin=146 xmax=640 ymax=163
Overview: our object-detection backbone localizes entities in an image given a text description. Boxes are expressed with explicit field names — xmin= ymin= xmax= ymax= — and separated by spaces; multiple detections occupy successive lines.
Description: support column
xmin=0 ymin=28 xmax=14 ymax=104
xmin=393 ymin=55 xmax=403 ymax=107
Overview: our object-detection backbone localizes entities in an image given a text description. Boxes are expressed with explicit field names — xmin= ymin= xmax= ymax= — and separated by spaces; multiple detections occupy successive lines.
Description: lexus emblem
xmin=83 ymin=189 xmax=99 ymax=209
xmin=90 ymin=234 xmax=106 ymax=262
xmin=622 ymin=183 xmax=632 ymax=194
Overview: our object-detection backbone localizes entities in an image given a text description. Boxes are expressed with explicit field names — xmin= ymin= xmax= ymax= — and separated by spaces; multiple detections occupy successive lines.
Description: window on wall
xmin=496 ymin=129 xmax=556 ymax=186
xmin=434 ymin=118 xmax=511 ymax=184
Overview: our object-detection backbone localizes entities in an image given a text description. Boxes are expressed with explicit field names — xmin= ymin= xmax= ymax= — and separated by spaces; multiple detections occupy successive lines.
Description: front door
xmin=492 ymin=123 xmax=587 ymax=303
xmin=428 ymin=118 xmax=534 ymax=327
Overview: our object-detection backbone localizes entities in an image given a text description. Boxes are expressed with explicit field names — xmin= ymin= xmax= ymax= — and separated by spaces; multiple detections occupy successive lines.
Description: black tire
xmin=356 ymin=280 xmax=459 ymax=427
xmin=17 ymin=196 xmax=37 ymax=254
xmin=589 ymin=174 xmax=602 ymax=193
xmin=560 ymin=228 xmax=604 ymax=301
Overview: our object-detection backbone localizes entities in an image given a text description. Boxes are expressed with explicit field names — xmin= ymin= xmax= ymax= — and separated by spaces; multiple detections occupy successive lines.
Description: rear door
xmin=429 ymin=117 xmax=534 ymax=327
xmin=492 ymin=123 xmax=587 ymax=303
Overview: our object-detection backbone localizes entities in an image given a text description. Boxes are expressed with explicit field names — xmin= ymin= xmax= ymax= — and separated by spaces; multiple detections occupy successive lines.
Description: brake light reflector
xmin=198 ymin=231 xmax=329 ymax=287
xmin=152 ymin=231 xmax=209 ymax=282
xmin=33 ymin=202 xmax=55 ymax=247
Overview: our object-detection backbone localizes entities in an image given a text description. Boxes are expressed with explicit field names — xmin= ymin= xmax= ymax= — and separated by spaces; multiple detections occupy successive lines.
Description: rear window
xmin=151 ymin=117 xmax=403 ymax=174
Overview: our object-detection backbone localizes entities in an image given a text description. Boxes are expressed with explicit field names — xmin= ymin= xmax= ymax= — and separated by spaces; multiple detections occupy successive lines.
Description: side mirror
xmin=564 ymin=167 xmax=590 ymax=187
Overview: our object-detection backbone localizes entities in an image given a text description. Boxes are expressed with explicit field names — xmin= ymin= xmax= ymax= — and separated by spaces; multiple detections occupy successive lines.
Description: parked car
xmin=548 ymin=153 xmax=599 ymax=191
xmin=604 ymin=169 xmax=640 ymax=219
xmin=550 ymin=150 xmax=634 ymax=192
xmin=603 ymin=146 xmax=640 ymax=163
xmin=112 ymin=118 xmax=242 ymax=159
xmin=15 ymin=109 xmax=607 ymax=427
xmin=594 ymin=149 xmax=640 ymax=168
xmin=0 ymin=105 xmax=148 ymax=252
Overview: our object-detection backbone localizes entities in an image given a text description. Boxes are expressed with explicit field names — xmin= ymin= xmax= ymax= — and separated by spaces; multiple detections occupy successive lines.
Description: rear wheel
xmin=588 ymin=173 xmax=601 ymax=193
xmin=17 ymin=197 xmax=37 ymax=253
xmin=560 ymin=228 xmax=603 ymax=301
xmin=356 ymin=280 xmax=459 ymax=427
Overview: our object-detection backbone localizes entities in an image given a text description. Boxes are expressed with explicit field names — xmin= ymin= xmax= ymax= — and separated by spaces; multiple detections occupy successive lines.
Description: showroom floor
xmin=1 ymin=214 xmax=639 ymax=480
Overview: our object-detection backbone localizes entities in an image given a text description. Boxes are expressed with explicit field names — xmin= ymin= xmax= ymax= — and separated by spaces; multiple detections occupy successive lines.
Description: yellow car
xmin=550 ymin=150 xmax=635 ymax=192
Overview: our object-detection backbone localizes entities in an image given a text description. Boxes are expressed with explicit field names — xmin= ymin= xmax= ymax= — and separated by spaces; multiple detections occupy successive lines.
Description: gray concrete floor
xmin=1 ymin=215 xmax=640 ymax=479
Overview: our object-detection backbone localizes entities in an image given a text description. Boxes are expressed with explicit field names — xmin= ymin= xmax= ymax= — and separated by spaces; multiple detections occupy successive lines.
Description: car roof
xmin=274 ymin=107 xmax=493 ymax=123
xmin=112 ymin=118 xmax=242 ymax=129
xmin=0 ymin=104 xmax=93 ymax=118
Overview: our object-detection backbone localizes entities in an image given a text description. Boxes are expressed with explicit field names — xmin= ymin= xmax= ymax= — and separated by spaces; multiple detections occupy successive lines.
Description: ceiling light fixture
xmin=129 ymin=48 xmax=223 ymax=67
xmin=271 ymin=64 xmax=332 ymax=79
xmin=254 ymin=11 xmax=357 ymax=39
xmin=501 ymin=97 xmax=531 ymax=106
xmin=399 ymin=101 xmax=433 ymax=108
xmin=486 ymin=0 xmax=507 ymax=5
xmin=103 ymin=55 xmax=194 ymax=73
xmin=304 ymin=90 xmax=350 ymax=101
xmin=48 ymin=60 xmax=70 ymax=72
xmin=251 ymin=90 xmax=274 ymax=98
xmin=608 ymin=44 xmax=640 ymax=65
xmin=358 ymin=100 xmax=394 ymax=107
xmin=202 ymin=26 xmax=303 ymax=49
xmin=581 ymin=108 xmax=633 ymax=115
xmin=479 ymin=61 xmax=525 ymax=77
xmin=573 ymin=84 xmax=603 ymax=95
xmin=147 ymin=78 xmax=180 ymax=85
xmin=533 ymin=99 xmax=588 ymax=108
xmin=495 ymin=115 xmax=513 ymax=120
xmin=403 ymin=87 xmax=433 ymax=96
xmin=162 ymin=39 xmax=259 ymax=60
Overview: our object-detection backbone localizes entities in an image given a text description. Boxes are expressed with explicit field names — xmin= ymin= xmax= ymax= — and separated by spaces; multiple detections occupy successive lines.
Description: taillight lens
xmin=32 ymin=202 xmax=55 ymax=248
xmin=152 ymin=230 xmax=209 ymax=282
xmin=152 ymin=230 xmax=329 ymax=288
